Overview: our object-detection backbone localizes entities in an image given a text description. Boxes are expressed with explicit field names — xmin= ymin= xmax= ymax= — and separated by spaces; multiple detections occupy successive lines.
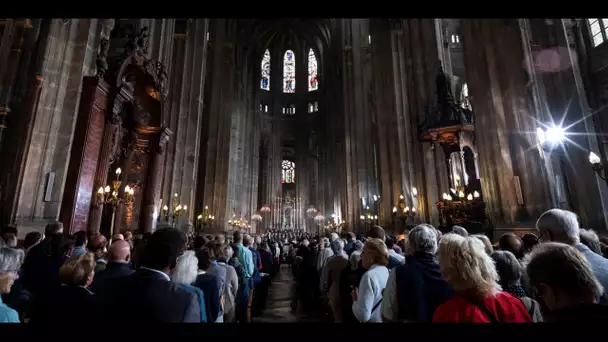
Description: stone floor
xmin=252 ymin=265 xmax=319 ymax=323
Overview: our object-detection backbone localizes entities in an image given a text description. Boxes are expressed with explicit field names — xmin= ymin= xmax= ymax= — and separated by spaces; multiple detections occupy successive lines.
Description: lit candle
xmin=197 ymin=214 xmax=203 ymax=220
xmin=473 ymin=191 xmax=480 ymax=198
xmin=163 ymin=205 xmax=169 ymax=212
xmin=412 ymin=207 xmax=416 ymax=212
xmin=404 ymin=206 xmax=410 ymax=212
xmin=467 ymin=193 xmax=473 ymax=201
xmin=458 ymin=191 xmax=465 ymax=198
xmin=116 ymin=168 xmax=122 ymax=176
xmin=183 ymin=205 xmax=188 ymax=212
xmin=392 ymin=206 xmax=397 ymax=213
xmin=97 ymin=187 xmax=104 ymax=195
xmin=104 ymin=185 xmax=111 ymax=193
xmin=412 ymin=187 xmax=418 ymax=196
xmin=204 ymin=205 xmax=209 ymax=210
xmin=399 ymin=194 xmax=404 ymax=200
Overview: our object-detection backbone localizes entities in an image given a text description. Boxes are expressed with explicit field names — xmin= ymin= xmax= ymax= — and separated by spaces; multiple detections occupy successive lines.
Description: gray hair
xmin=491 ymin=250 xmax=523 ymax=285
xmin=524 ymin=242 xmax=604 ymax=302
xmin=451 ymin=225 xmax=469 ymax=237
xmin=536 ymin=209 xmax=580 ymax=243
xmin=407 ymin=224 xmax=438 ymax=255
xmin=472 ymin=234 xmax=494 ymax=255
xmin=243 ymin=234 xmax=253 ymax=246
xmin=322 ymin=237 xmax=330 ymax=249
xmin=331 ymin=238 xmax=345 ymax=254
xmin=301 ymin=239 xmax=309 ymax=247
xmin=579 ymin=229 xmax=602 ymax=255
xmin=171 ymin=250 xmax=199 ymax=285
xmin=223 ymin=244 xmax=234 ymax=259
xmin=330 ymin=233 xmax=339 ymax=241
xmin=0 ymin=247 xmax=24 ymax=272
xmin=354 ymin=240 xmax=364 ymax=251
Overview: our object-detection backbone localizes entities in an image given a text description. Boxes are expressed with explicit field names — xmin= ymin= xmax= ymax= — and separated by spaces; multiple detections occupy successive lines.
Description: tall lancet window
xmin=460 ymin=83 xmax=472 ymax=111
xmin=308 ymin=49 xmax=318 ymax=91
xmin=261 ymin=49 xmax=271 ymax=91
xmin=283 ymin=50 xmax=296 ymax=93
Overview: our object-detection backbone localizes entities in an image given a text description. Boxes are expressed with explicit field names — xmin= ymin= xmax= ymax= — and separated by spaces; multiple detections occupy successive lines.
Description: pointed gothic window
xmin=261 ymin=49 xmax=271 ymax=91
xmin=308 ymin=49 xmax=318 ymax=91
xmin=282 ymin=160 xmax=295 ymax=183
xmin=283 ymin=50 xmax=296 ymax=93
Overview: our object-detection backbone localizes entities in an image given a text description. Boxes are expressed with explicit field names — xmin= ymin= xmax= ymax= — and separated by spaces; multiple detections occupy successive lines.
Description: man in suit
xmin=97 ymin=228 xmax=200 ymax=322
xmin=90 ymin=240 xmax=133 ymax=294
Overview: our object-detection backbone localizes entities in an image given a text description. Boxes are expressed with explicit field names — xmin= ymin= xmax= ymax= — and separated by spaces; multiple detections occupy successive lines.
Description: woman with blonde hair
xmin=34 ymin=252 xmax=98 ymax=322
xmin=351 ymin=238 xmax=389 ymax=322
xmin=432 ymin=234 xmax=532 ymax=323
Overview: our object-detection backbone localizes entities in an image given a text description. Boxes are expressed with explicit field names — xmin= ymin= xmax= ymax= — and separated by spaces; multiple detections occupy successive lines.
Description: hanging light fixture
xmin=260 ymin=205 xmax=271 ymax=213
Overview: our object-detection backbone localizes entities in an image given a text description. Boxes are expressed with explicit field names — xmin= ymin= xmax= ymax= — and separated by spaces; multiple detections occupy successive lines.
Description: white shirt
xmin=381 ymin=269 xmax=399 ymax=322
xmin=388 ymin=249 xmax=405 ymax=264
xmin=352 ymin=264 xmax=389 ymax=323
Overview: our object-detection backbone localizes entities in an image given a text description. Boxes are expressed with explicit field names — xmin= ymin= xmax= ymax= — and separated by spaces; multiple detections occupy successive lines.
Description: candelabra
xmin=96 ymin=168 xmax=135 ymax=242
xmin=196 ymin=205 xmax=215 ymax=234
xmin=160 ymin=193 xmax=188 ymax=229
xmin=359 ymin=205 xmax=378 ymax=234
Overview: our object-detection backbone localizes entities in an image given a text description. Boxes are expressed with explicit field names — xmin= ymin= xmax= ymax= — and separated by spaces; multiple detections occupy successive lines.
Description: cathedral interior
xmin=1 ymin=18 xmax=608 ymax=240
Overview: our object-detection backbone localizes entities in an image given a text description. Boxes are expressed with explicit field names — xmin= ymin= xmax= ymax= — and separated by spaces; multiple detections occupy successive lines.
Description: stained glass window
xmin=314 ymin=102 xmax=319 ymax=112
xmin=283 ymin=50 xmax=296 ymax=93
xmin=282 ymin=160 xmax=295 ymax=183
xmin=261 ymin=49 xmax=271 ymax=91
xmin=308 ymin=49 xmax=318 ymax=92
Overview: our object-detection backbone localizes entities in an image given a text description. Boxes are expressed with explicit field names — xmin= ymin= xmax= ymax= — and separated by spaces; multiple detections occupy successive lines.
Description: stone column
xmin=140 ymin=127 xmax=172 ymax=233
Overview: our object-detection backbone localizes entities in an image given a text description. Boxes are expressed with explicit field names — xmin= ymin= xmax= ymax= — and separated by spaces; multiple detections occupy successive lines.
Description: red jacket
xmin=432 ymin=291 xmax=532 ymax=323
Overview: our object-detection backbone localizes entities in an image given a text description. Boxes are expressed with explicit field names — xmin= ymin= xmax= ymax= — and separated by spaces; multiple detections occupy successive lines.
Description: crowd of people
xmin=1 ymin=207 xmax=608 ymax=323
xmin=290 ymin=208 xmax=608 ymax=322
xmin=0 ymin=224 xmax=284 ymax=323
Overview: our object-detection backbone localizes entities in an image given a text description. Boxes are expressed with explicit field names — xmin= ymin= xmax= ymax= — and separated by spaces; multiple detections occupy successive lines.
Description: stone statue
xmin=96 ymin=38 xmax=110 ymax=78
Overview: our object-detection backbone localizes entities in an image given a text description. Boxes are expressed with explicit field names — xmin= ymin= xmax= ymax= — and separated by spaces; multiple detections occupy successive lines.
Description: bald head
xmin=113 ymin=233 xmax=124 ymax=241
xmin=108 ymin=239 xmax=131 ymax=263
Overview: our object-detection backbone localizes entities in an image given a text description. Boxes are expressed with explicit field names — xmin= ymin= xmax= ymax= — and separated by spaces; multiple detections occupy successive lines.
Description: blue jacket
xmin=0 ymin=296 xmax=19 ymax=323
xmin=180 ymin=284 xmax=207 ymax=323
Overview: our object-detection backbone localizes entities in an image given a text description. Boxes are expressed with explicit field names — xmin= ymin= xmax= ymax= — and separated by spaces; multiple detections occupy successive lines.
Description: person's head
xmin=2 ymin=233 xmax=17 ymax=248
xmin=73 ymin=230 xmax=87 ymax=248
xmin=579 ymin=229 xmax=602 ymax=255
xmin=361 ymin=238 xmax=389 ymax=269
xmin=44 ymin=221 xmax=63 ymax=237
xmin=112 ymin=233 xmax=124 ymax=241
xmin=206 ymin=241 xmax=224 ymax=261
xmin=330 ymin=238 xmax=344 ymax=255
xmin=223 ymin=244 xmax=234 ymax=259
xmin=524 ymin=242 xmax=604 ymax=310
xmin=491 ymin=250 xmax=523 ymax=286
xmin=195 ymin=248 xmax=212 ymax=271
xmin=406 ymin=224 xmax=438 ymax=255
xmin=367 ymin=225 xmax=386 ymax=242
xmin=521 ymin=233 xmax=540 ymax=255
xmin=437 ymin=234 xmax=499 ymax=296
xmin=255 ymin=236 xmax=262 ymax=245
xmin=171 ymin=250 xmax=199 ymax=285
xmin=230 ymin=244 xmax=239 ymax=259
xmin=59 ymin=252 xmax=96 ymax=288
xmin=260 ymin=242 xmax=270 ymax=253
xmin=1 ymin=225 xmax=18 ymax=237
xmin=498 ymin=233 xmax=523 ymax=259
xmin=434 ymin=227 xmax=443 ymax=243
xmin=139 ymin=228 xmax=187 ymax=273
xmin=354 ymin=240 xmax=364 ymax=252
xmin=123 ymin=230 xmax=133 ymax=242
xmin=243 ymin=234 xmax=253 ymax=247
xmin=321 ymin=237 xmax=330 ymax=249
xmin=330 ymin=232 xmax=339 ymax=242
xmin=23 ymin=231 xmax=42 ymax=250
xmin=345 ymin=232 xmax=355 ymax=242
xmin=88 ymin=234 xmax=108 ymax=259
xmin=471 ymin=234 xmax=494 ymax=255
xmin=217 ymin=234 xmax=226 ymax=244
xmin=193 ymin=236 xmax=206 ymax=250
xmin=536 ymin=208 xmax=580 ymax=245
xmin=450 ymin=225 xmax=468 ymax=237
xmin=107 ymin=239 xmax=131 ymax=263
xmin=233 ymin=231 xmax=243 ymax=243
xmin=385 ymin=238 xmax=395 ymax=249
xmin=0 ymin=247 xmax=24 ymax=294
xmin=49 ymin=233 xmax=74 ymax=258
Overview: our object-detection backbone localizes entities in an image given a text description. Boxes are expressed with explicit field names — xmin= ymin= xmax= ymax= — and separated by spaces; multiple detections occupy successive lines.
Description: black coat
xmin=97 ymin=268 xmax=200 ymax=323
xmin=90 ymin=262 xmax=134 ymax=295
xmin=31 ymin=285 xmax=98 ymax=323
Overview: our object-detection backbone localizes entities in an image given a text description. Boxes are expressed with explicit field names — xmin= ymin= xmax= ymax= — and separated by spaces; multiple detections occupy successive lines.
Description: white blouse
xmin=352 ymin=264 xmax=389 ymax=323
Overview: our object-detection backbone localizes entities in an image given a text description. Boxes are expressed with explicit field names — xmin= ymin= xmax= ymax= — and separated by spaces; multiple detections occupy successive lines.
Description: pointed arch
xmin=283 ymin=50 xmax=296 ymax=93
xmin=308 ymin=49 xmax=318 ymax=91
xmin=261 ymin=49 xmax=271 ymax=91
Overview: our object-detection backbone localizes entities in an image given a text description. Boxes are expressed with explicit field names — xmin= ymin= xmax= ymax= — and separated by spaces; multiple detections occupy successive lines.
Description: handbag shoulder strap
xmin=462 ymin=295 xmax=500 ymax=323
xmin=371 ymin=298 xmax=383 ymax=313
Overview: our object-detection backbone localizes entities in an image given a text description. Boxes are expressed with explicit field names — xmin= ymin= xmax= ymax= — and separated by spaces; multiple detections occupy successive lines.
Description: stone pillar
xmin=140 ymin=127 xmax=172 ymax=234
